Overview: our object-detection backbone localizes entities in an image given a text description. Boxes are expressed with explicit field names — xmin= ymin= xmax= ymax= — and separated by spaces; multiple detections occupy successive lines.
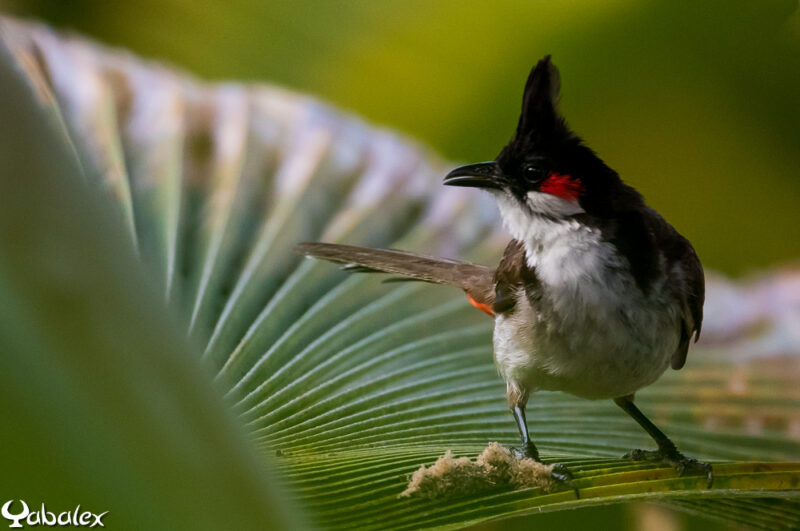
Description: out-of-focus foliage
xmin=0 ymin=25 xmax=303 ymax=531
xmin=2 ymin=17 xmax=799 ymax=530
xmin=6 ymin=0 xmax=800 ymax=276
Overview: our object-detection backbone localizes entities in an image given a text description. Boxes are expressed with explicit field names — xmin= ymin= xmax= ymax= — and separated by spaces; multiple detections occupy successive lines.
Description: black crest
xmin=515 ymin=55 xmax=563 ymax=143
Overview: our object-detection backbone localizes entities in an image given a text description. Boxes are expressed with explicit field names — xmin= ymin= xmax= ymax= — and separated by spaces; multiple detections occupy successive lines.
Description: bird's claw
xmin=507 ymin=442 xmax=539 ymax=461
xmin=623 ymin=447 xmax=713 ymax=488
xmin=506 ymin=444 xmax=579 ymax=498
xmin=548 ymin=462 xmax=579 ymax=498
xmin=549 ymin=462 xmax=573 ymax=482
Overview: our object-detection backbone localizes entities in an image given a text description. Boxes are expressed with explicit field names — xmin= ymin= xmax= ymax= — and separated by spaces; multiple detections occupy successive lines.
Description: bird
xmin=296 ymin=55 xmax=711 ymax=487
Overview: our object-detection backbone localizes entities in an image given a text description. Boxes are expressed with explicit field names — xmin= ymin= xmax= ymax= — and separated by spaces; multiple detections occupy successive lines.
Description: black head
xmin=444 ymin=56 xmax=628 ymax=217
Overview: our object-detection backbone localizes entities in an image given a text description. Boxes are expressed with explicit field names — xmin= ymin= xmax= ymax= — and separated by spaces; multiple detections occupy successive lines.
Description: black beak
xmin=443 ymin=162 xmax=507 ymax=190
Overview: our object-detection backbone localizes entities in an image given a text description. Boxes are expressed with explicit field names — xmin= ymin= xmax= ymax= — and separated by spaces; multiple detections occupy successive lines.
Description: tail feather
xmin=295 ymin=242 xmax=495 ymax=309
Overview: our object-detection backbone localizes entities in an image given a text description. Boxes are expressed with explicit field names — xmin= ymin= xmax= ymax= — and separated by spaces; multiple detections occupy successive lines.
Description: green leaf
xmin=2 ymin=16 xmax=799 ymax=530
xmin=0 ymin=19 xmax=302 ymax=531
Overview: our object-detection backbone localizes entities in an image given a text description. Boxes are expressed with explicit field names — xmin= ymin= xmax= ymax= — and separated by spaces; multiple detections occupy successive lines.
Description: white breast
xmin=492 ymin=195 xmax=681 ymax=399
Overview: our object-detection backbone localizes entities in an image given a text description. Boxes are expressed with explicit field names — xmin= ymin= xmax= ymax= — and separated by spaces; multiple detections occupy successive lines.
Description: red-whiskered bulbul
xmin=297 ymin=56 xmax=711 ymax=487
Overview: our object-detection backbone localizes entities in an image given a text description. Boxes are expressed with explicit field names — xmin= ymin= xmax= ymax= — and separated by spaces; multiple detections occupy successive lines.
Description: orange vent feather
xmin=466 ymin=293 xmax=494 ymax=316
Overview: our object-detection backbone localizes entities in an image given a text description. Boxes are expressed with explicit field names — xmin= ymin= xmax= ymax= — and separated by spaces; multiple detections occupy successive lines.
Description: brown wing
xmin=492 ymin=240 xmax=535 ymax=315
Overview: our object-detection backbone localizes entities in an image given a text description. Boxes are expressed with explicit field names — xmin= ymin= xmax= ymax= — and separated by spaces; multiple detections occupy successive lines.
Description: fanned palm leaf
xmin=2 ymin=16 xmax=799 ymax=530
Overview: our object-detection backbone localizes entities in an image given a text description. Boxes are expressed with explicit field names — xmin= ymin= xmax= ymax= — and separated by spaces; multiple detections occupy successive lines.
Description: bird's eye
xmin=522 ymin=165 xmax=544 ymax=184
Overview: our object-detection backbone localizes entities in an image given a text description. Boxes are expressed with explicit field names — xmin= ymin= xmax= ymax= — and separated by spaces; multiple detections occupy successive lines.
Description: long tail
xmin=295 ymin=242 xmax=496 ymax=315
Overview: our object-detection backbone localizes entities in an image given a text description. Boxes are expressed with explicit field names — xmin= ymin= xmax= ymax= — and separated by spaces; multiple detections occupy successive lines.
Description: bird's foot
xmin=506 ymin=443 xmax=578 ymax=497
xmin=549 ymin=463 xmax=575 ymax=485
xmin=623 ymin=446 xmax=713 ymax=488
xmin=508 ymin=441 xmax=539 ymax=461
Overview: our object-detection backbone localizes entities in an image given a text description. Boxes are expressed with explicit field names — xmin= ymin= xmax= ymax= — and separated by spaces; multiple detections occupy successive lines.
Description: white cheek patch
xmin=525 ymin=191 xmax=585 ymax=217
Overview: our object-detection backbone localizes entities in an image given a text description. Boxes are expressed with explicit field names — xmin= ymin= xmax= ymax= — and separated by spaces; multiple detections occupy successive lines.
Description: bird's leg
xmin=614 ymin=395 xmax=713 ymax=487
xmin=510 ymin=404 xmax=539 ymax=460
xmin=506 ymin=381 xmax=537 ymax=459
xmin=506 ymin=383 xmax=574 ymax=489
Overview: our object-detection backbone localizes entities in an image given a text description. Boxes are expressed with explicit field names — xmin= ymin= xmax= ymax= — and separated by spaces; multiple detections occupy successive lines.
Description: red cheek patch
xmin=540 ymin=173 xmax=585 ymax=201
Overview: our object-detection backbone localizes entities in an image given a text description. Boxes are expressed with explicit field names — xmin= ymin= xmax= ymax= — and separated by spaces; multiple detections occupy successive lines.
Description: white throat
xmin=494 ymin=191 xmax=622 ymax=290
xmin=495 ymin=191 xmax=584 ymax=243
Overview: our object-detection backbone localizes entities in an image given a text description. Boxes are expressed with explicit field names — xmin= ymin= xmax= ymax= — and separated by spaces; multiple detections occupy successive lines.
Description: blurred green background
xmin=7 ymin=0 xmax=799 ymax=275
